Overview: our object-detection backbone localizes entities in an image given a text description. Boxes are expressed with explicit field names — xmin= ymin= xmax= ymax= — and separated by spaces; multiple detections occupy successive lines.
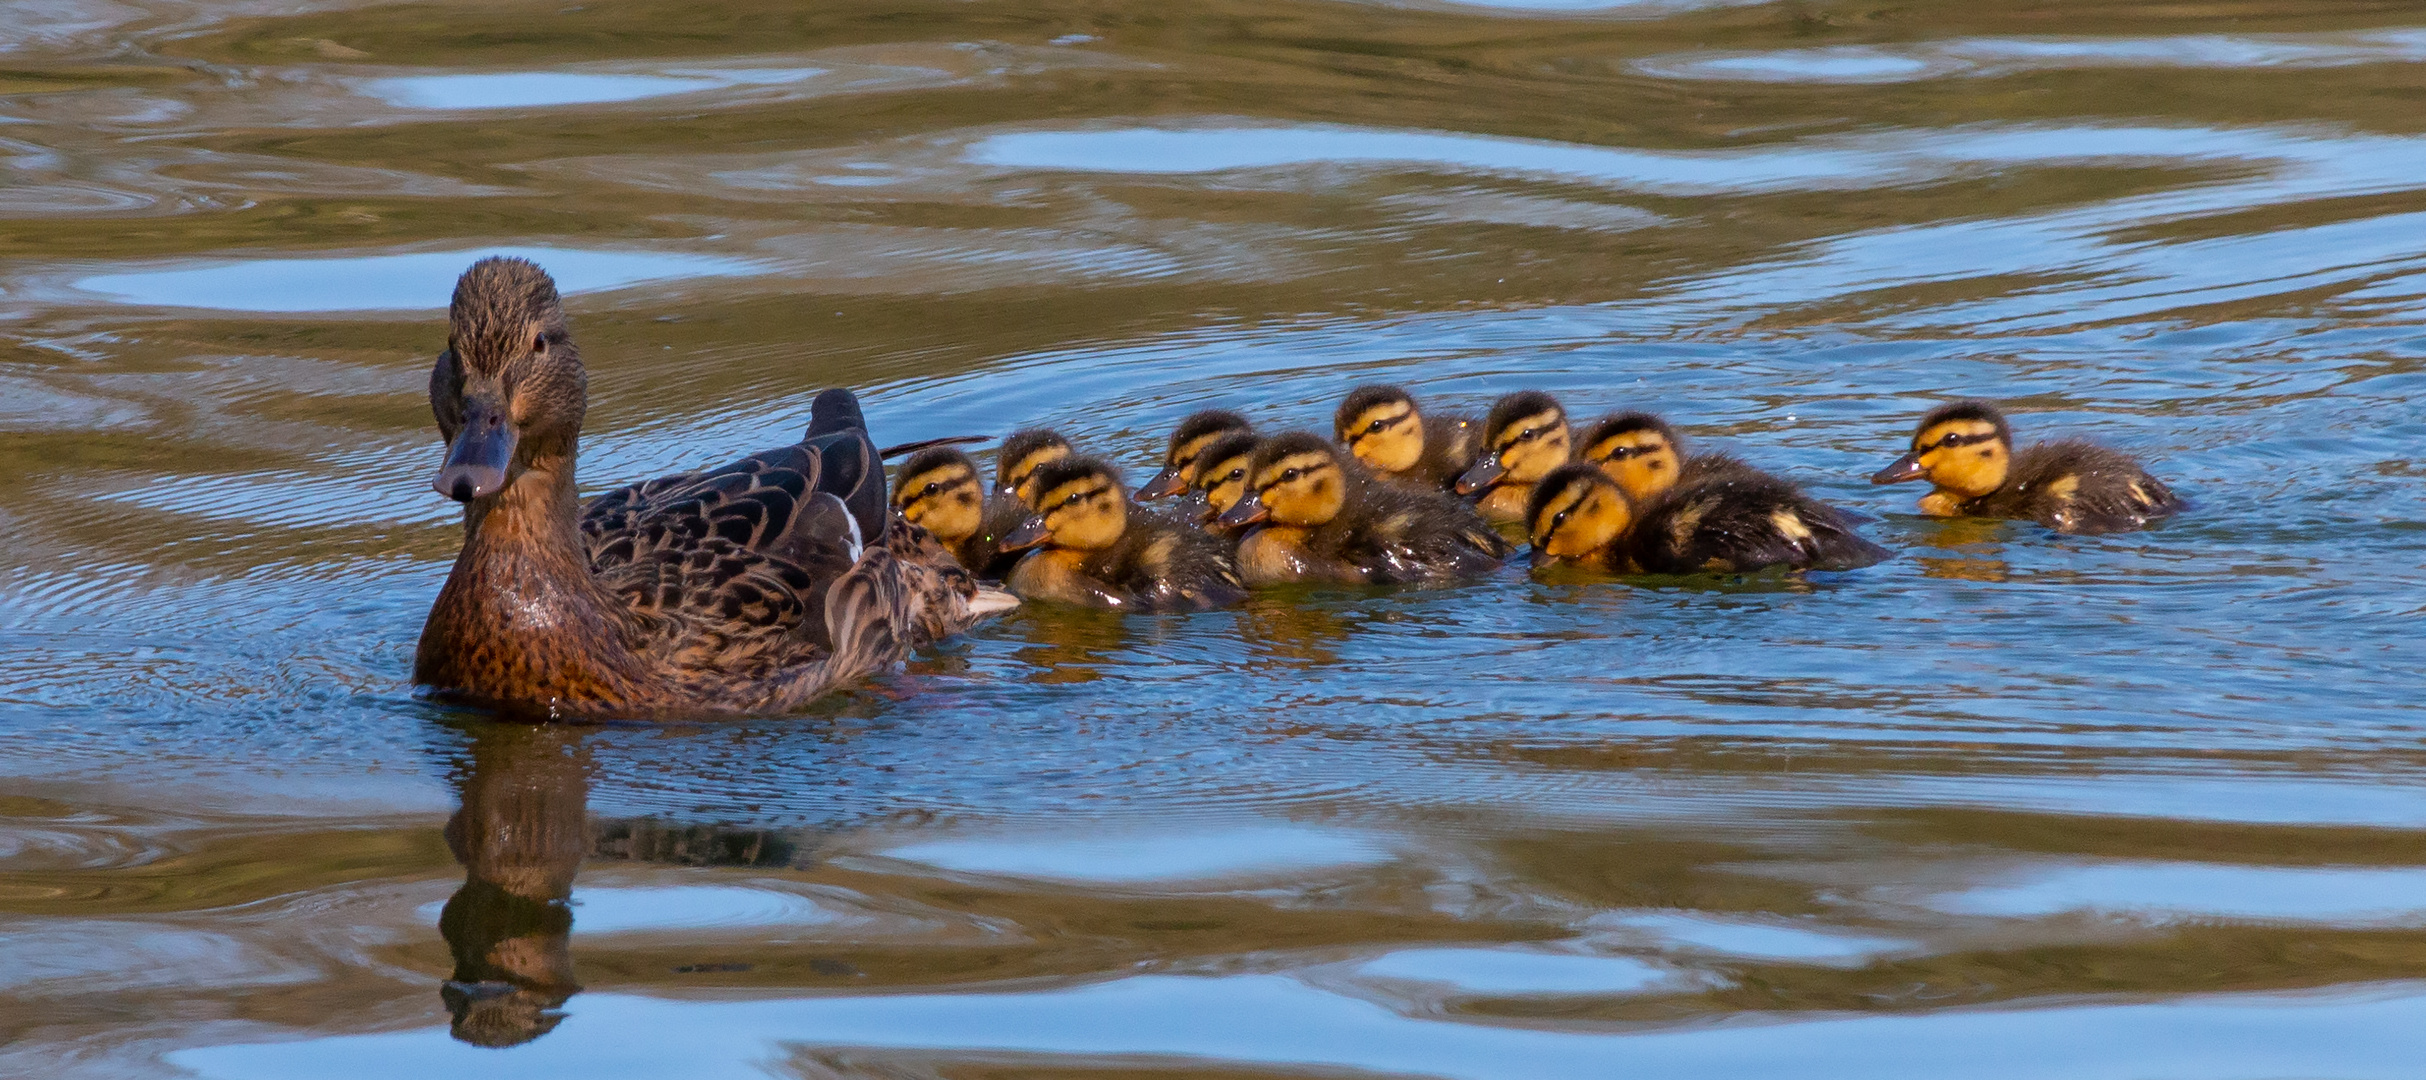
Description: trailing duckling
xmin=892 ymin=446 xmax=1025 ymax=578
xmin=1335 ymin=385 xmax=1482 ymax=492
xmin=1577 ymin=412 xmax=1758 ymax=505
xmin=1001 ymin=457 xmax=1246 ymax=611
xmin=1455 ymin=390 xmax=1572 ymax=524
xmin=1215 ymin=431 xmax=1506 ymax=586
xmin=1138 ymin=409 xmax=1255 ymax=500
xmin=1872 ymin=401 xmax=2182 ymax=534
xmin=1189 ymin=430 xmax=1262 ymax=535
xmin=1529 ymin=463 xmax=1890 ymax=575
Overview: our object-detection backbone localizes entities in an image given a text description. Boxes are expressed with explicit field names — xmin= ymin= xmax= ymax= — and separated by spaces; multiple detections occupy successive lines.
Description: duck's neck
xmin=417 ymin=441 xmax=647 ymax=705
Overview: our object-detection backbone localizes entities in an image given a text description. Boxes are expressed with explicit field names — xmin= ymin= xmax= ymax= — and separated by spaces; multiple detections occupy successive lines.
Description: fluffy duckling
xmin=1000 ymin=457 xmax=1245 ymax=611
xmin=1455 ymin=391 xmax=1572 ymax=524
xmin=1577 ymin=412 xmax=1757 ymax=505
xmin=1872 ymin=401 xmax=2182 ymax=534
xmin=1529 ymin=463 xmax=1889 ymax=575
xmin=1189 ymin=430 xmax=1262 ymax=533
xmin=1335 ymin=385 xmax=1482 ymax=492
xmin=893 ymin=446 xmax=1026 ymax=579
xmin=1138 ymin=409 xmax=1255 ymax=499
xmin=1215 ymin=431 xmax=1507 ymax=586
xmin=997 ymin=428 xmax=1074 ymax=508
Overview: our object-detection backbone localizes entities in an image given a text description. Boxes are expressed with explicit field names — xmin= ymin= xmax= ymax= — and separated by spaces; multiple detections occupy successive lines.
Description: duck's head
xmin=997 ymin=428 xmax=1074 ymax=509
xmin=1874 ymin=400 xmax=2011 ymax=497
xmin=1527 ymin=463 xmax=1634 ymax=563
xmin=892 ymin=447 xmax=986 ymax=545
xmin=428 ymin=257 xmax=585 ymax=503
xmin=1579 ymin=411 xmax=1685 ymax=503
xmin=1190 ymin=431 xmax=1262 ymax=523
xmin=1335 ymin=384 xmax=1425 ymax=474
xmin=1138 ymin=409 xmax=1253 ymax=499
xmin=1217 ymin=431 xmax=1348 ymax=529
xmin=1001 ymin=457 xmax=1128 ymax=553
xmin=1456 ymin=390 xmax=1570 ymax=494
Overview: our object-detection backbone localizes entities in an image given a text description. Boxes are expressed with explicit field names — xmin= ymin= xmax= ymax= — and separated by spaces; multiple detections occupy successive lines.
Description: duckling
xmin=1529 ymin=463 xmax=1889 ymax=575
xmin=1335 ymin=384 xmax=1482 ymax=492
xmin=1576 ymin=411 xmax=1757 ymax=505
xmin=1455 ymin=390 xmax=1572 ymax=524
xmin=418 ymin=258 xmax=1012 ymax=718
xmin=1189 ymin=430 xmax=1262 ymax=534
xmin=892 ymin=446 xmax=1025 ymax=579
xmin=1000 ymin=457 xmax=1246 ymax=611
xmin=1872 ymin=401 xmax=2182 ymax=534
xmin=1138 ymin=409 xmax=1255 ymax=499
xmin=1214 ymin=431 xmax=1507 ymax=585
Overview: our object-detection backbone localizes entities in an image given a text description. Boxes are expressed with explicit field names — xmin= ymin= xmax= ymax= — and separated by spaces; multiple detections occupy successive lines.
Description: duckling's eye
xmin=1280 ymin=467 xmax=1301 ymax=482
xmin=1366 ymin=419 xmax=1387 ymax=434
xmin=921 ymin=482 xmax=939 ymax=496
xmin=1552 ymin=510 xmax=1569 ymax=527
xmin=1519 ymin=427 xmax=1537 ymax=440
xmin=1062 ymin=492 xmax=1081 ymax=507
xmin=1226 ymin=467 xmax=1243 ymax=480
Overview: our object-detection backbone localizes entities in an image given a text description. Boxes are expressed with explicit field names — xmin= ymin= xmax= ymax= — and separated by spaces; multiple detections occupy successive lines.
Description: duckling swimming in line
xmin=1335 ymin=385 xmax=1481 ymax=492
xmin=1529 ymin=463 xmax=1889 ymax=575
xmin=1001 ymin=457 xmax=1246 ymax=611
xmin=1456 ymin=390 xmax=1572 ymax=524
xmin=1189 ymin=430 xmax=1262 ymax=534
xmin=1216 ymin=431 xmax=1507 ymax=586
xmin=1577 ymin=412 xmax=1756 ymax=505
xmin=892 ymin=446 xmax=1025 ymax=579
xmin=1139 ymin=409 xmax=1255 ymax=500
xmin=1872 ymin=401 xmax=2181 ymax=534
xmin=416 ymin=257 xmax=1011 ymax=717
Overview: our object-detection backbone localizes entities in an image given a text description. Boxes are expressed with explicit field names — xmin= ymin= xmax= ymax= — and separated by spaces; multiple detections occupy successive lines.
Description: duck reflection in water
xmin=438 ymin=723 xmax=587 ymax=1048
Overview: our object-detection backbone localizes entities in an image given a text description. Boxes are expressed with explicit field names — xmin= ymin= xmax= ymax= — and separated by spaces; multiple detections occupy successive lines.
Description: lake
xmin=4 ymin=0 xmax=2425 ymax=1076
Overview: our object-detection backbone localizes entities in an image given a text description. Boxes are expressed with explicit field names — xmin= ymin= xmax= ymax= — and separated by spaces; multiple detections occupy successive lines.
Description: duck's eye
xmin=1281 ymin=468 xmax=1301 ymax=482
xmin=1519 ymin=427 xmax=1537 ymax=440
xmin=1226 ymin=468 xmax=1243 ymax=480
xmin=1366 ymin=419 xmax=1388 ymax=434
xmin=532 ymin=332 xmax=547 ymax=352
xmin=921 ymin=482 xmax=939 ymax=496
xmin=1062 ymin=492 xmax=1081 ymax=507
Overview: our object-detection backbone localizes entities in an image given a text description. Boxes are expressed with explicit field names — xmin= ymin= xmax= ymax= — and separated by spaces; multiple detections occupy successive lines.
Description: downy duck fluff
xmin=1139 ymin=409 xmax=1256 ymax=500
xmin=1528 ymin=462 xmax=1889 ymax=575
xmin=1216 ymin=431 xmax=1507 ymax=586
xmin=1456 ymin=390 xmax=1573 ymax=524
xmin=891 ymin=446 xmax=1023 ymax=579
xmin=1335 ymin=384 xmax=1482 ymax=493
xmin=1002 ymin=457 xmax=1246 ymax=611
xmin=414 ymin=257 xmax=1012 ymax=717
xmin=1872 ymin=401 xmax=2182 ymax=534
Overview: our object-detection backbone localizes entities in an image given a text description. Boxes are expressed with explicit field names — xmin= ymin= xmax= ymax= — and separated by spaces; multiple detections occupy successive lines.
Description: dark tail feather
xmin=878 ymin=435 xmax=991 ymax=459
xmin=804 ymin=388 xmax=867 ymax=440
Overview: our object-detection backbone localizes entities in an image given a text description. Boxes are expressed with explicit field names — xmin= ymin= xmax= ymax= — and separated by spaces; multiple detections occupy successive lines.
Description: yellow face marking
xmin=1342 ymin=403 xmax=1422 ymax=473
xmin=1531 ymin=478 xmax=1629 ymax=561
xmin=1036 ymin=475 xmax=1126 ymax=550
xmin=1492 ymin=410 xmax=1572 ymax=485
xmin=1006 ymin=445 xmax=1073 ymax=508
xmin=1167 ymin=431 xmax=1226 ymax=486
xmin=1912 ymin=419 xmax=2008 ymax=499
xmin=1587 ymin=429 xmax=1679 ymax=502
xmin=1196 ymin=451 xmax=1255 ymax=515
xmin=1252 ymin=451 xmax=1346 ymax=527
xmin=894 ymin=461 xmax=984 ymax=542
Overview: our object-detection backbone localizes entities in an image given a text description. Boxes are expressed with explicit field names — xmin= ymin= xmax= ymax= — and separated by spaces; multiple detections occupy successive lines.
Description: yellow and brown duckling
xmin=1189 ymin=430 xmax=1262 ymax=535
xmin=892 ymin=446 xmax=1026 ymax=579
xmin=1138 ymin=409 xmax=1255 ymax=500
xmin=1215 ymin=431 xmax=1507 ymax=586
xmin=1335 ymin=384 xmax=1482 ymax=492
xmin=417 ymin=257 xmax=1012 ymax=718
xmin=1577 ymin=411 xmax=1757 ymax=505
xmin=1529 ymin=463 xmax=1889 ymax=575
xmin=1873 ymin=401 xmax=2182 ymax=534
xmin=1000 ymin=457 xmax=1246 ymax=611
xmin=1455 ymin=390 xmax=1572 ymax=524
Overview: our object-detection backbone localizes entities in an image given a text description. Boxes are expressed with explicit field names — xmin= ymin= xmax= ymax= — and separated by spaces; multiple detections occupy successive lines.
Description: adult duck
xmin=413 ymin=257 xmax=1012 ymax=718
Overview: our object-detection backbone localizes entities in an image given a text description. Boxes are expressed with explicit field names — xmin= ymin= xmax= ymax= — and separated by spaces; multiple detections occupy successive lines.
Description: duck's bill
xmin=1453 ymin=455 xmax=1504 ymax=495
xmin=432 ymin=400 xmax=516 ymax=502
xmin=1212 ymin=493 xmax=1270 ymax=529
xmin=999 ymin=516 xmax=1051 ymax=552
xmin=1870 ymin=452 xmax=1925 ymax=484
xmin=1135 ymin=467 xmax=1187 ymax=499
xmin=967 ymin=586 xmax=1021 ymax=616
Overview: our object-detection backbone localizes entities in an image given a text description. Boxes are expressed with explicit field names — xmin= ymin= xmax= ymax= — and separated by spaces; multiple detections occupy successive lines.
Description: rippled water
xmin=4 ymin=0 xmax=2425 ymax=1076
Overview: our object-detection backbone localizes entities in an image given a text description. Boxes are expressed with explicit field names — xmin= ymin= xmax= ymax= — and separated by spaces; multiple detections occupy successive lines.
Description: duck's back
xmin=1093 ymin=521 xmax=1246 ymax=611
xmin=1399 ymin=413 xmax=1481 ymax=491
xmin=1318 ymin=478 xmax=1507 ymax=584
xmin=1987 ymin=438 xmax=2182 ymax=534
xmin=1632 ymin=474 xmax=1889 ymax=574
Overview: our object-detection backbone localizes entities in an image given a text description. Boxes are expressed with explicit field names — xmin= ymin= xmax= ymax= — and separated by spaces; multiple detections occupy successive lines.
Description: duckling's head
xmin=1579 ymin=412 xmax=1685 ymax=503
xmin=1216 ymin=431 xmax=1348 ymax=529
xmin=997 ymin=428 xmax=1074 ymax=508
xmin=1874 ymin=400 xmax=2011 ymax=497
xmin=1456 ymin=390 xmax=1570 ymax=494
xmin=429 ymin=257 xmax=585 ymax=503
xmin=1000 ymin=457 xmax=1128 ymax=553
xmin=1335 ymin=384 xmax=1425 ymax=474
xmin=892 ymin=447 xmax=986 ymax=545
xmin=1527 ymin=463 xmax=1634 ymax=563
xmin=1138 ymin=409 xmax=1253 ymax=499
xmin=1191 ymin=431 xmax=1262 ymax=522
